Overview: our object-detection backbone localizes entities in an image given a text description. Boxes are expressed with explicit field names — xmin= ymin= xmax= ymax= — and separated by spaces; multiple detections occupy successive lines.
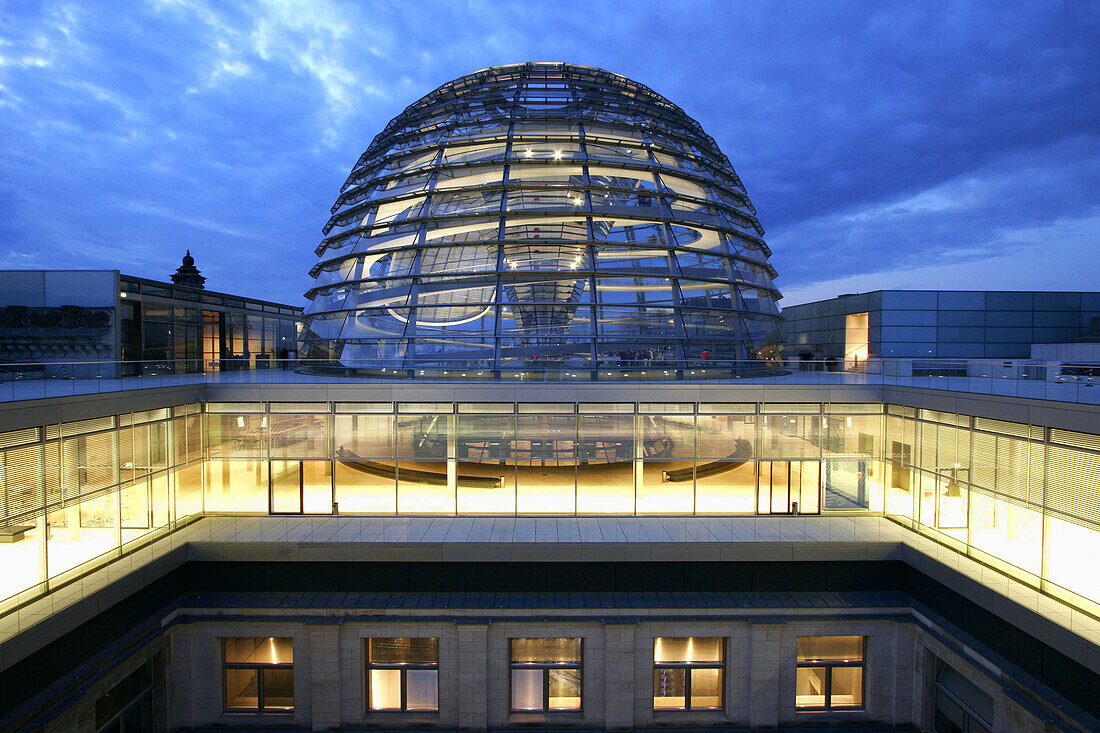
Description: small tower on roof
xmin=171 ymin=250 xmax=206 ymax=290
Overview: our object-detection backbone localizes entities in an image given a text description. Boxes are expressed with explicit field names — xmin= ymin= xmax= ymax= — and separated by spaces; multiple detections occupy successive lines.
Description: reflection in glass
xmin=548 ymin=668 xmax=581 ymax=710
xmin=369 ymin=669 xmax=401 ymax=710
xmin=653 ymin=668 xmax=687 ymax=709
xmin=511 ymin=669 xmax=542 ymax=710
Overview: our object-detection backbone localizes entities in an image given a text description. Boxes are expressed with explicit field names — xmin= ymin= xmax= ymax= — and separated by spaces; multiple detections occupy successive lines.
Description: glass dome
xmin=300 ymin=62 xmax=782 ymax=376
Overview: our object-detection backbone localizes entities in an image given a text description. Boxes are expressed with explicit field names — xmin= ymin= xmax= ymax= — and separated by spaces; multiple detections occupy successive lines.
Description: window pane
xmin=653 ymin=668 xmax=687 ymax=709
xmin=795 ymin=667 xmax=827 ymax=708
xmin=225 ymin=668 xmax=259 ymax=709
xmin=653 ymin=637 xmax=722 ymax=663
xmin=935 ymin=690 xmax=970 ymax=731
xmin=406 ymin=669 xmax=439 ymax=711
xmin=369 ymin=637 xmax=439 ymax=664
xmin=796 ymin=636 xmax=863 ymax=663
xmin=121 ymin=693 xmax=154 ymax=731
xmin=511 ymin=669 xmax=543 ymax=710
xmin=511 ymin=637 xmax=582 ymax=663
xmin=224 ymin=637 xmax=294 ymax=664
xmin=690 ymin=668 xmax=722 ymax=709
xmin=262 ymin=668 xmax=294 ymax=710
xmin=937 ymin=666 xmax=993 ymax=725
xmin=1045 ymin=515 xmax=1100 ymax=602
xmin=830 ymin=666 xmax=863 ymax=708
xmin=548 ymin=668 xmax=581 ymax=710
xmin=369 ymin=669 xmax=402 ymax=710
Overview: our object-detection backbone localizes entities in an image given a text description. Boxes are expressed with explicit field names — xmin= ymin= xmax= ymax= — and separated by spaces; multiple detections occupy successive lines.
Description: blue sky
xmin=1 ymin=0 xmax=1098 ymax=306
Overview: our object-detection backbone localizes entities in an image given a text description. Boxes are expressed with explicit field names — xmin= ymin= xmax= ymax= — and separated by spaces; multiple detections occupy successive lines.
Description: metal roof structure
xmin=301 ymin=62 xmax=783 ymax=374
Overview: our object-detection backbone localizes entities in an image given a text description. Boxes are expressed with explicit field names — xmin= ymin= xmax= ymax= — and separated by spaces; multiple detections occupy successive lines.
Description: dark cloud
xmin=0 ymin=0 xmax=1097 ymax=305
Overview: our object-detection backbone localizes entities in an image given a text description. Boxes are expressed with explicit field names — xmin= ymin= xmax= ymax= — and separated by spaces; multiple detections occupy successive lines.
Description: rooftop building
xmin=783 ymin=290 xmax=1100 ymax=362
xmin=0 ymin=260 xmax=302 ymax=377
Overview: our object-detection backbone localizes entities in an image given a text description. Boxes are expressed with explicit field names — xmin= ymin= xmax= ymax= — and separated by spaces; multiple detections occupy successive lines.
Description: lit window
xmin=653 ymin=637 xmax=724 ymax=710
xmin=795 ymin=636 xmax=864 ymax=710
xmin=223 ymin=637 xmax=294 ymax=713
xmin=510 ymin=638 xmax=582 ymax=711
xmin=367 ymin=638 xmax=439 ymax=711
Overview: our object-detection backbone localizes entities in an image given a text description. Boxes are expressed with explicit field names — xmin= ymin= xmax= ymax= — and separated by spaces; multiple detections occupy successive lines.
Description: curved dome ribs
xmin=300 ymin=62 xmax=783 ymax=373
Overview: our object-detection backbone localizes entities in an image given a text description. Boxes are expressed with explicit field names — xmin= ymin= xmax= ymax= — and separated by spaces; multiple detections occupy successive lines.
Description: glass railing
xmin=0 ymin=357 xmax=1097 ymax=403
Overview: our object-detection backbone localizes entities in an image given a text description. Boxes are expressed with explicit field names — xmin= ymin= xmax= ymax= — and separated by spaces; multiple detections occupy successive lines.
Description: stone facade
xmin=139 ymin=606 xmax=1061 ymax=732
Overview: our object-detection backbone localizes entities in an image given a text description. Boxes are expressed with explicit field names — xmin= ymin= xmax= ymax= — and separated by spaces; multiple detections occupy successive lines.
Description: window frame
xmin=508 ymin=637 xmax=584 ymax=713
xmin=652 ymin=636 xmax=725 ymax=711
xmin=221 ymin=637 xmax=295 ymax=714
xmin=365 ymin=637 xmax=441 ymax=713
xmin=795 ymin=635 xmax=865 ymax=711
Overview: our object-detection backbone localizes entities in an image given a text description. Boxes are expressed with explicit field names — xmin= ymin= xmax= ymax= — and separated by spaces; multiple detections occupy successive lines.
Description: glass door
xmin=769 ymin=461 xmax=791 ymax=513
xmin=270 ymin=460 xmax=303 ymax=514
xmin=271 ymin=460 xmax=334 ymax=514
xmin=759 ymin=461 xmax=821 ymax=514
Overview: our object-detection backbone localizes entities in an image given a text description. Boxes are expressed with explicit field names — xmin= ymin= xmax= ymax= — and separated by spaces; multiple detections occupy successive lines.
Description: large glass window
xmin=223 ymin=637 xmax=294 ymax=713
xmin=510 ymin=638 xmax=582 ymax=712
xmin=367 ymin=638 xmax=439 ymax=712
xmin=1044 ymin=515 xmax=1100 ymax=603
xmin=47 ymin=491 xmax=118 ymax=581
xmin=795 ymin=636 xmax=864 ymax=710
xmin=653 ymin=637 xmax=723 ymax=710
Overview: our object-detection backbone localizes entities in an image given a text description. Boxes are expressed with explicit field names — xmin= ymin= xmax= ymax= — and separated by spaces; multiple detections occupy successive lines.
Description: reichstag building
xmin=0 ymin=63 xmax=1097 ymax=733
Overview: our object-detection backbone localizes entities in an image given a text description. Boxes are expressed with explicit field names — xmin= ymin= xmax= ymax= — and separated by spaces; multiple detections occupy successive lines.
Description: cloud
xmin=781 ymin=210 xmax=1100 ymax=305
xmin=114 ymin=200 xmax=261 ymax=239
xmin=0 ymin=0 xmax=1096 ymax=306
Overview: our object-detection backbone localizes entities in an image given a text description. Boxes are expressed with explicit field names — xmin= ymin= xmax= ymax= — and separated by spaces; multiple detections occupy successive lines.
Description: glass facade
xmin=301 ymin=63 xmax=783 ymax=373
xmin=782 ymin=290 xmax=1100 ymax=360
xmin=118 ymin=276 xmax=300 ymax=375
xmin=1 ymin=401 xmax=1098 ymax=616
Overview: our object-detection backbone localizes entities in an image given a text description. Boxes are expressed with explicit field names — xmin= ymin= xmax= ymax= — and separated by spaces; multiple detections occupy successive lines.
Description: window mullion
xmin=257 ymin=664 xmax=266 ymax=711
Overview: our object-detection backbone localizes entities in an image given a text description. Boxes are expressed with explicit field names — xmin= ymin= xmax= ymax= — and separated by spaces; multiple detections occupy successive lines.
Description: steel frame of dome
xmin=301 ymin=62 xmax=783 ymax=377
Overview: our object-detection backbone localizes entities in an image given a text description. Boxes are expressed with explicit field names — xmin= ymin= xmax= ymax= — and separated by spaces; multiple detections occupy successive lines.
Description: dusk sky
xmin=1 ymin=1 xmax=1098 ymax=307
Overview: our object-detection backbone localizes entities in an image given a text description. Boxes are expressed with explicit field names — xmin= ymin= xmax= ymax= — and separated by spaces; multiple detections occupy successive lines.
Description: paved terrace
xmin=1 ymin=515 xmax=1097 ymax=679
xmin=2 ymin=362 xmax=1098 ymax=404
